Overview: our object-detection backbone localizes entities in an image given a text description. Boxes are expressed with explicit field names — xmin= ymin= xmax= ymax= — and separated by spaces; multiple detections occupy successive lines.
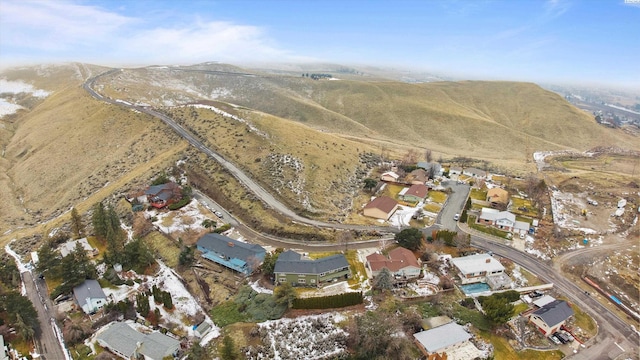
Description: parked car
xmin=549 ymin=335 xmax=562 ymax=345
xmin=561 ymin=330 xmax=575 ymax=342
xmin=530 ymin=290 xmax=544 ymax=298
xmin=215 ymin=211 xmax=223 ymax=218
xmin=453 ymin=213 xmax=460 ymax=221
xmin=554 ymin=332 xmax=569 ymax=344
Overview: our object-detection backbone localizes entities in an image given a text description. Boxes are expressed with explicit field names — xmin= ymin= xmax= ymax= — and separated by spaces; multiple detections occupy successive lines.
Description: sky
xmin=0 ymin=0 xmax=638 ymax=87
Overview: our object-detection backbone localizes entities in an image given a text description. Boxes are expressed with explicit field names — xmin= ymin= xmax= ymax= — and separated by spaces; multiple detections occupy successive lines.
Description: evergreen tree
xmin=162 ymin=291 xmax=173 ymax=309
xmin=15 ymin=313 xmax=35 ymax=341
xmin=395 ymin=228 xmax=423 ymax=251
xmin=136 ymin=292 xmax=150 ymax=316
xmin=92 ymin=202 xmax=107 ymax=239
xmin=36 ymin=241 xmax=60 ymax=278
xmin=373 ymin=268 xmax=394 ymax=291
xmin=220 ymin=335 xmax=238 ymax=360
xmin=70 ymin=207 xmax=84 ymax=239
xmin=274 ymin=282 xmax=296 ymax=308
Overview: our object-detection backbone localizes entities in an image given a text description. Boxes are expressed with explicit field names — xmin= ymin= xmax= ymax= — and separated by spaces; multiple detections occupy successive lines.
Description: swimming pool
xmin=460 ymin=282 xmax=491 ymax=295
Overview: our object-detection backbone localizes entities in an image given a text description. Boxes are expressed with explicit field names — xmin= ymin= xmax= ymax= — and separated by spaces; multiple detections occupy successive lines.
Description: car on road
xmin=453 ymin=213 xmax=460 ymax=221
xmin=215 ymin=211 xmax=224 ymax=218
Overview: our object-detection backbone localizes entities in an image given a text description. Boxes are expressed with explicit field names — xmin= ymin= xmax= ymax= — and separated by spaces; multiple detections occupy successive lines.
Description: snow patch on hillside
xmin=0 ymin=79 xmax=50 ymax=118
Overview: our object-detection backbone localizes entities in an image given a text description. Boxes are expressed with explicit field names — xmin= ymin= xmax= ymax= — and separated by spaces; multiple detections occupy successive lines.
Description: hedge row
xmin=292 ymin=292 xmax=363 ymax=309
xmin=168 ymin=196 xmax=191 ymax=210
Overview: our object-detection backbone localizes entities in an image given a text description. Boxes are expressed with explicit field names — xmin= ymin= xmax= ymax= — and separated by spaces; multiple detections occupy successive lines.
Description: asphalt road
xmin=22 ymin=271 xmax=66 ymax=360
xmin=84 ymin=70 xmax=639 ymax=359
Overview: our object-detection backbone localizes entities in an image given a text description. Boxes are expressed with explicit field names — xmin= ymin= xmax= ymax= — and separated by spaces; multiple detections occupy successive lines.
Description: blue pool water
xmin=460 ymin=283 xmax=491 ymax=295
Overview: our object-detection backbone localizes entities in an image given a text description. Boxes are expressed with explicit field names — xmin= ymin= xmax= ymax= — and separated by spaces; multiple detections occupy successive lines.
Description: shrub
xmin=168 ymin=196 xmax=191 ymax=210
xmin=292 ymin=292 xmax=363 ymax=309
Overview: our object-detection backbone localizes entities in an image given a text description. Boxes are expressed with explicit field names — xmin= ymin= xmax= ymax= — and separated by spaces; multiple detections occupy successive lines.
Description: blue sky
xmin=0 ymin=0 xmax=638 ymax=87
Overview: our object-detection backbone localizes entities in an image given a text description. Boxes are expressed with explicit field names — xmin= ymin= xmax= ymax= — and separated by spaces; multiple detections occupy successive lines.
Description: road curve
xmin=84 ymin=70 xmax=638 ymax=359
xmin=465 ymin=227 xmax=639 ymax=359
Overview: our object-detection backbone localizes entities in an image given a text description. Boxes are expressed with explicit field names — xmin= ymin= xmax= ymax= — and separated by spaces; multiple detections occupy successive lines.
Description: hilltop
xmin=1 ymin=62 xmax=638 ymax=241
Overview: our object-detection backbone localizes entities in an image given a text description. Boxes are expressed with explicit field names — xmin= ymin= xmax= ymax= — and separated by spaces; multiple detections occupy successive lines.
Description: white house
xmin=97 ymin=321 xmax=180 ymax=360
xmin=529 ymin=300 xmax=574 ymax=336
xmin=380 ymin=171 xmax=400 ymax=182
xmin=59 ymin=238 xmax=98 ymax=258
xmin=478 ymin=208 xmax=517 ymax=231
xmin=451 ymin=253 xmax=505 ymax=284
xmin=73 ymin=279 xmax=107 ymax=314
xmin=413 ymin=321 xmax=483 ymax=360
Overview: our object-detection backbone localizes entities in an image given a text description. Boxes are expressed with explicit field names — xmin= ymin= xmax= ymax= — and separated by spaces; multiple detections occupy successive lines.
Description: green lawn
xmin=470 ymin=188 xmax=487 ymax=201
xmin=210 ymin=301 xmax=249 ymax=327
xmin=428 ymin=191 xmax=447 ymax=204
xmin=512 ymin=302 xmax=529 ymax=316
xmin=382 ymin=183 xmax=406 ymax=198
xmin=511 ymin=197 xmax=539 ymax=217
xmin=423 ymin=203 xmax=442 ymax=213
xmin=480 ymin=332 xmax=565 ymax=360
xmin=468 ymin=215 xmax=510 ymax=238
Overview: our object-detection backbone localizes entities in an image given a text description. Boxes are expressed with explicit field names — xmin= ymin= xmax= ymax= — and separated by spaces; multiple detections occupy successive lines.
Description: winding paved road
xmin=84 ymin=70 xmax=639 ymax=359
xmin=22 ymin=271 xmax=67 ymax=360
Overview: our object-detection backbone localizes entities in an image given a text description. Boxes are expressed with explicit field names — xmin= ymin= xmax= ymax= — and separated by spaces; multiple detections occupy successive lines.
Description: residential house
xmin=97 ymin=321 xmax=180 ymax=360
xmin=73 ymin=279 xmax=107 ymax=314
xmin=145 ymin=182 xmax=182 ymax=209
xmin=366 ymin=247 xmax=421 ymax=280
xmin=529 ymin=300 xmax=575 ymax=336
xmin=380 ymin=171 xmax=400 ymax=182
xmin=486 ymin=188 xmax=509 ymax=209
xmin=274 ymin=250 xmax=350 ymax=286
xmin=413 ymin=321 xmax=483 ymax=360
xmin=405 ymin=169 xmax=428 ymax=185
xmin=417 ymin=162 xmax=443 ymax=178
xmin=449 ymin=166 xmax=463 ymax=176
xmin=197 ymin=233 xmax=266 ymax=275
xmin=478 ymin=208 xmax=516 ymax=231
xmin=398 ymin=184 xmax=429 ymax=203
xmin=363 ymin=196 xmax=399 ymax=220
xmin=450 ymin=253 xmax=505 ymax=285
xmin=59 ymin=238 xmax=98 ymax=258
xmin=463 ymin=167 xmax=489 ymax=180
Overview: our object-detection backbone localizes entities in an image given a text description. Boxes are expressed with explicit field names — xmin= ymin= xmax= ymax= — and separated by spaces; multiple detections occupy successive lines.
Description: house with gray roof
xmin=416 ymin=162 xmax=443 ymax=178
xmin=451 ymin=253 xmax=506 ymax=285
xmin=145 ymin=182 xmax=182 ymax=209
xmin=529 ymin=300 xmax=574 ymax=336
xmin=274 ymin=250 xmax=350 ymax=287
xmin=197 ymin=233 xmax=266 ymax=275
xmin=97 ymin=321 xmax=180 ymax=360
xmin=478 ymin=208 xmax=517 ymax=231
xmin=73 ymin=279 xmax=107 ymax=314
xmin=59 ymin=238 xmax=98 ymax=258
xmin=413 ymin=321 xmax=482 ymax=359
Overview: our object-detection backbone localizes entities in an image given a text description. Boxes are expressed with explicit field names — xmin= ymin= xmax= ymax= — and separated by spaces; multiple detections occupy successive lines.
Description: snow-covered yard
xmin=145 ymin=198 xmax=214 ymax=235
xmin=101 ymin=260 xmax=220 ymax=342
xmin=245 ymin=313 xmax=348 ymax=360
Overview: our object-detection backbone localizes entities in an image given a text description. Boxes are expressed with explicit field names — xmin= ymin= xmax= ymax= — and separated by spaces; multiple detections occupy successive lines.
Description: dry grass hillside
xmin=94 ymin=64 xmax=639 ymax=170
xmin=1 ymin=64 xmax=187 ymax=242
xmin=2 ymin=62 xmax=638 ymax=246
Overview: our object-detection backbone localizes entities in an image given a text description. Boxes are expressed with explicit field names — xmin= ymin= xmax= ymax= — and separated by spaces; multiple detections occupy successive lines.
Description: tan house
xmin=366 ymin=247 xmax=421 ymax=280
xmin=486 ymin=187 xmax=509 ymax=208
xmin=406 ymin=169 xmax=428 ymax=185
xmin=363 ymin=196 xmax=399 ymax=220
xmin=529 ymin=300 xmax=574 ymax=336
xmin=380 ymin=171 xmax=400 ymax=182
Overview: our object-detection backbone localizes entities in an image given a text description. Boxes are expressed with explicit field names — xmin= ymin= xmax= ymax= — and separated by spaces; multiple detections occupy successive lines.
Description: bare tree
xmin=424 ymin=149 xmax=433 ymax=163
xmin=402 ymin=149 xmax=419 ymax=166
xmin=338 ymin=231 xmax=354 ymax=252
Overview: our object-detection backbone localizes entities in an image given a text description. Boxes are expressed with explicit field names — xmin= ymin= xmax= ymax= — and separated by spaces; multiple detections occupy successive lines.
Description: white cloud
xmin=122 ymin=21 xmax=291 ymax=64
xmin=0 ymin=0 xmax=133 ymax=51
xmin=0 ymin=0 xmax=298 ymax=66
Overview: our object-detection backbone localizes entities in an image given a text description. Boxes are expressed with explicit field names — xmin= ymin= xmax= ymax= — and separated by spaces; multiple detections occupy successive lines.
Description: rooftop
xmin=197 ymin=233 xmax=266 ymax=262
xmin=413 ymin=322 xmax=472 ymax=353
xmin=366 ymin=247 xmax=420 ymax=272
xmin=532 ymin=300 xmax=574 ymax=327
xmin=274 ymin=250 xmax=349 ymax=275
xmin=73 ymin=279 xmax=106 ymax=301
xmin=364 ymin=196 xmax=398 ymax=213
xmin=450 ymin=253 xmax=505 ymax=275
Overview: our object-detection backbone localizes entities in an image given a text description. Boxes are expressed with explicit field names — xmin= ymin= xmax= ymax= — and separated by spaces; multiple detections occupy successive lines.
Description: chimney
xmin=228 ymin=242 xmax=234 ymax=247
xmin=486 ymin=258 xmax=491 ymax=263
